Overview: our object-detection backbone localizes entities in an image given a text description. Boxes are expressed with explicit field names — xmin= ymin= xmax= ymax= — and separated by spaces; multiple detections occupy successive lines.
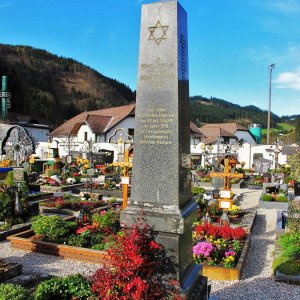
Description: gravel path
xmin=209 ymin=189 xmax=300 ymax=300
xmin=0 ymin=240 xmax=99 ymax=278
xmin=1 ymin=189 xmax=299 ymax=299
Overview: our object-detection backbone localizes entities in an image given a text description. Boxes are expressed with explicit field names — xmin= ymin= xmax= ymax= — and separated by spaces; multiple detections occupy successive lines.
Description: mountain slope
xmin=0 ymin=44 xmax=298 ymax=129
xmin=0 ymin=44 xmax=135 ymax=124
xmin=190 ymin=96 xmax=281 ymax=127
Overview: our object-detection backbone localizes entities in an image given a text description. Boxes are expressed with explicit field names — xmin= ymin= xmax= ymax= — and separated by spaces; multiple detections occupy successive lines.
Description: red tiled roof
xmin=86 ymin=115 xmax=112 ymax=134
xmin=50 ymin=104 xmax=135 ymax=136
xmin=200 ymin=123 xmax=248 ymax=134
xmin=200 ymin=127 xmax=235 ymax=139
xmin=190 ymin=121 xmax=204 ymax=137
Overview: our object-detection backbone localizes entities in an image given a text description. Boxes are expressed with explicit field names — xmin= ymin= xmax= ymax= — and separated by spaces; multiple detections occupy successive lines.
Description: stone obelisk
xmin=121 ymin=1 xmax=207 ymax=298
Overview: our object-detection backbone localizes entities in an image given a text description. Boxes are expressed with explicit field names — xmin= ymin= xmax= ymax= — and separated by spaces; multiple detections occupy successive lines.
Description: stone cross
xmin=210 ymin=158 xmax=244 ymax=191
xmin=121 ymin=1 xmax=207 ymax=298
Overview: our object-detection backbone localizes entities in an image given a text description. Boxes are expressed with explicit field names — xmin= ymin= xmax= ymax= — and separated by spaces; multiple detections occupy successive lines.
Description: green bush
xmin=31 ymin=215 xmax=70 ymax=242
xmin=34 ymin=274 xmax=92 ymax=300
xmin=236 ymin=168 xmax=244 ymax=174
xmin=0 ymin=283 xmax=32 ymax=300
xmin=4 ymin=171 xmax=13 ymax=187
xmin=191 ymin=187 xmax=206 ymax=195
xmin=34 ymin=277 xmax=67 ymax=300
xmin=63 ymin=274 xmax=92 ymax=298
xmin=278 ymin=232 xmax=300 ymax=258
xmin=92 ymin=209 xmax=120 ymax=229
xmin=261 ymin=193 xmax=273 ymax=202
xmin=273 ymin=255 xmax=300 ymax=276
xmin=276 ymin=194 xmax=288 ymax=202
xmin=66 ymin=234 xmax=88 ymax=247
xmin=0 ymin=192 xmax=12 ymax=223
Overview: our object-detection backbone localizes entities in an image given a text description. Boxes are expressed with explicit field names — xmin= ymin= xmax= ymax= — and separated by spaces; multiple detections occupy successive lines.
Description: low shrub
xmin=92 ymin=209 xmax=120 ymax=230
xmin=276 ymin=194 xmax=288 ymax=202
xmin=31 ymin=215 xmax=70 ymax=242
xmin=278 ymin=232 xmax=300 ymax=259
xmin=261 ymin=193 xmax=273 ymax=202
xmin=0 ymin=283 xmax=32 ymax=300
xmin=91 ymin=221 xmax=183 ymax=299
xmin=273 ymin=255 xmax=300 ymax=276
xmin=63 ymin=274 xmax=92 ymax=299
xmin=34 ymin=274 xmax=92 ymax=300
xmin=191 ymin=186 xmax=206 ymax=195
xmin=34 ymin=277 xmax=67 ymax=300
xmin=66 ymin=234 xmax=88 ymax=247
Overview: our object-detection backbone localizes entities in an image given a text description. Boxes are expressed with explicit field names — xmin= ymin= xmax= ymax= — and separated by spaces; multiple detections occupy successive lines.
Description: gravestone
xmin=253 ymin=158 xmax=272 ymax=174
xmin=121 ymin=1 xmax=207 ymax=298
xmin=294 ymin=181 xmax=300 ymax=197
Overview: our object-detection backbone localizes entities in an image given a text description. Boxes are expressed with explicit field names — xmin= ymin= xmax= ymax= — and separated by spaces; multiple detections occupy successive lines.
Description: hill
xmin=190 ymin=95 xmax=281 ymax=128
xmin=0 ymin=44 xmax=135 ymax=124
xmin=0 ymin=44 xmax=298 ymax=131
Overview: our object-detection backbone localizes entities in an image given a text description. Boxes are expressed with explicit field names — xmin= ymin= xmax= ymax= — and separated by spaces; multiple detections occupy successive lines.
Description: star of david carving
xmin=148 ymin=20 xmax=168 ymax=45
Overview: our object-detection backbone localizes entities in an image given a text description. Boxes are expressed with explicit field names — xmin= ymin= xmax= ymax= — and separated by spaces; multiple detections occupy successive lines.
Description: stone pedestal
xmin=121 ymin=1 xmax=207 ymax=298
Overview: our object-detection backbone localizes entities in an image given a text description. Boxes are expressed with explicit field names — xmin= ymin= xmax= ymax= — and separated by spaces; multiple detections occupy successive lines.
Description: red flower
xmin=149 ymin=240 xmax=160 ymax=250
xmin=76 ymin=224 xmax=97 ymax=235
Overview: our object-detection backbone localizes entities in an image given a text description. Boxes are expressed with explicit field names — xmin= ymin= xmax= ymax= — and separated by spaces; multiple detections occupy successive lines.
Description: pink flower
xmin=193 ymin=242 xmax=214 ymax=258
xmin=225 ymin=249 xmax=236 ymax=257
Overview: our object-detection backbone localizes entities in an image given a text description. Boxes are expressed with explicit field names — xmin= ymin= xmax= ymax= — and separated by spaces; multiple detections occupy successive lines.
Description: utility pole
xmin=267 ymin=63 xmax=276 ymax=144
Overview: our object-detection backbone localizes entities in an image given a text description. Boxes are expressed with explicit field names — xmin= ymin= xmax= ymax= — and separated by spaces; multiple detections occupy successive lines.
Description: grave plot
xmin=259 ymin=183 xmax=290 ymax=209
xmin=8 ymin=207 xmax=120 ymax=263
xmin=273 ymin=200 xmax=300 ymax=284
xmin=191 ymin=158 xmax=257 ymax=280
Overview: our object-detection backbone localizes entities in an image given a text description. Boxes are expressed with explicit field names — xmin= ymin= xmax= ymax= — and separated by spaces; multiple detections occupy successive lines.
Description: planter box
xmin=273 ymin=211 xmax=300 ymax=285
xmin=247 ymin=184 xmax=263 ymax=190
xmin=0 ymin=223 xmax=32 ymax=241
xmin=39 ymin=206 xmax=78 ymax=216
xmin=81 ymin=188 xmax=125 ymax=198
xmin=7 ymin=230 xmax=110 ymax=264
xmin=40 ymin=184 xmax=84 ymax=194
xmin=201 ymin=234 xmax=251 ymax=280
xmin=192 ymin=182 xmax=213 ymax=188
xmin=259 ymin=193 xmax=290 ymax=210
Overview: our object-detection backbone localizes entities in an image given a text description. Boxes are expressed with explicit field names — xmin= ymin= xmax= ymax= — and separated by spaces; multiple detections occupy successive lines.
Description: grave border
xmin=7 ymin=230 xmax=109 ymax=264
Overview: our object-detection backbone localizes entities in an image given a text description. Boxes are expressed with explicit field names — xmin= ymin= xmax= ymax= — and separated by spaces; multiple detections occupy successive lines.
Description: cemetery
xmin=0 ymin=1 xmax=300 ymax=299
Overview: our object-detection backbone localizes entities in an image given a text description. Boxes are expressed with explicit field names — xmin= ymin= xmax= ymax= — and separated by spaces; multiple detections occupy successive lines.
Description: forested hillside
xmin=0 ymin=44 xmax=135 ymax=124
xmin=0 ymin=44 xmax=298 ymax=130
xmin=190 ymin=96 xmax=281 ymax=127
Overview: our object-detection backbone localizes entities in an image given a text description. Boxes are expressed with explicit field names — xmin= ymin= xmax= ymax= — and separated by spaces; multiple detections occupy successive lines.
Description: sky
xmin=0 ymin=0 xmax=300 ymax=117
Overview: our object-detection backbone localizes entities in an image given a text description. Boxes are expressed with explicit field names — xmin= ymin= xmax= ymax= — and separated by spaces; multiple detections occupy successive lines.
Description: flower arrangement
xmin=228 ymin=205 xmax=241 ymax=216
xmin=0 ymin=159 xmax=13 ymax=167
xmin=91 ymin=220 xmax=183 ymax=299
xmin=40 ymin=195 xmax=105 ymax=210
xmin=193 ymin=223 xmax=247 ymax=267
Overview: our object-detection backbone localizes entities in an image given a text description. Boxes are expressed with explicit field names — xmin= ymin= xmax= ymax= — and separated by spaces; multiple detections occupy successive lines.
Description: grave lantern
xmin=220 ymin=211 xmax=230 ymax=227
xmin=77 ymin=206 xmax=91 ymax=228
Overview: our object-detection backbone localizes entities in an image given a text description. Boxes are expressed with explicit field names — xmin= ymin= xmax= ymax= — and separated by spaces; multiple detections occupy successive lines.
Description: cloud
xmin=275 ymin=67 xmax=300 ymax=90
xmin=270 ymin=0 xmax=300 ymax=13
xmin=242 ymin=44 xmax=300 ymax=66
xmin=0 ymin=1 xmax=14 ymax=8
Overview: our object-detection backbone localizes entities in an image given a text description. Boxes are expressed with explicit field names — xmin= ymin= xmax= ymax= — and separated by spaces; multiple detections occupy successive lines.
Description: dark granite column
xmin=121 ymin=1 xmax=207 ymax=298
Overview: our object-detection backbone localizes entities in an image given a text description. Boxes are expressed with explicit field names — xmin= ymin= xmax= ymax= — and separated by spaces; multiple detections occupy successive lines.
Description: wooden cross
xmin=110 ymin=149 xmax=132 ymax=209
xmin=210 ymin=158 xmax=244 ymax=190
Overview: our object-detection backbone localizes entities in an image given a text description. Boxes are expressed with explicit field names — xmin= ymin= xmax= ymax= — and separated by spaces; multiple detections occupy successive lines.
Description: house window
xmin=128 ymin=128 xmax=134 ymax=137
xmin=84 ymin=132 xmax=88 ymax=141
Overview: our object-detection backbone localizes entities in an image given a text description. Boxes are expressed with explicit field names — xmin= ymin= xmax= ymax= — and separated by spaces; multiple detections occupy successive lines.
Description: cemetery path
xmin=209 ymin=188 xmax=300 ymax=300
xmin=0 ymin=239 xmax=99 ymax=278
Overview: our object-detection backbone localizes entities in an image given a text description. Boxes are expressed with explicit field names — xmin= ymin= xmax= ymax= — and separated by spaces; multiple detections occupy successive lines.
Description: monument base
xmin=121 ymin=200 xmax=209 ymax=298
